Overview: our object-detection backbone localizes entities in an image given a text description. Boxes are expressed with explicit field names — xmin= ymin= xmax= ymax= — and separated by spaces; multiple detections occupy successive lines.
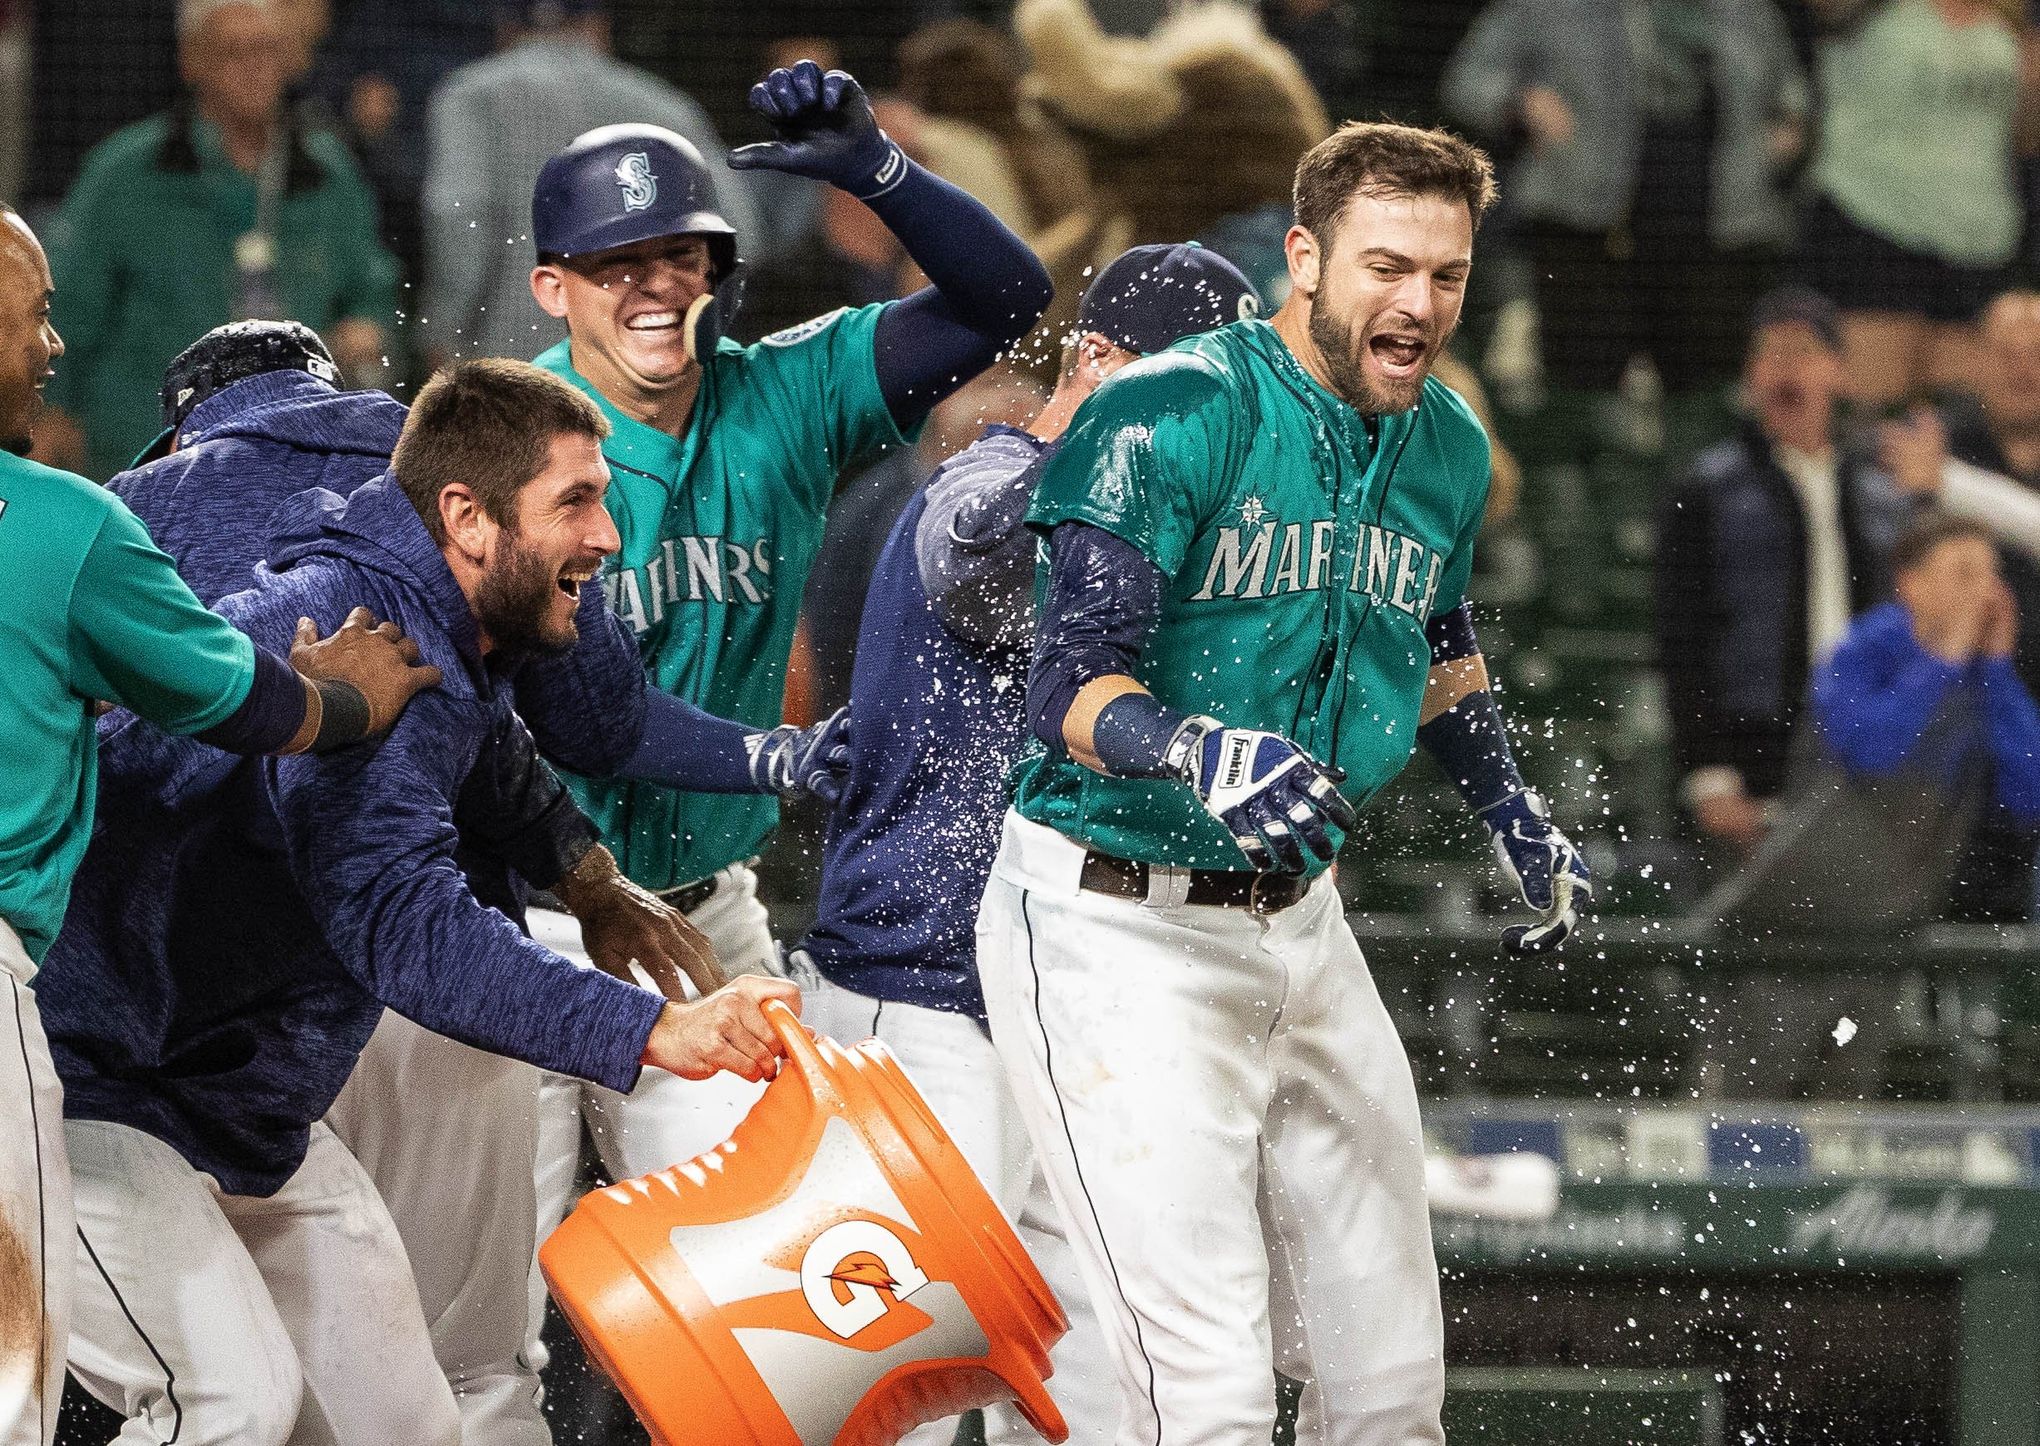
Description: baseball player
xmin=105 ymin=319 xmax=851 ymax=1442
xmin=976 ymin=123 xmax=1593 ymax=1442
xmin=520 ymin=62 xmax=1049 ymax=1264
xmin=33 ymin=360 xmax=803 ymax=1446
xmin=0 ymin=205 xmax=437 ymax=1446
xmin=793 ymin=242 xmax=1262 ymax=1444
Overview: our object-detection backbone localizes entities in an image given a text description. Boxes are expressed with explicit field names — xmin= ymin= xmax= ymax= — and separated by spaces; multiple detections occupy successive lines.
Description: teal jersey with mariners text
xmin=536 ymin=304 xmax=912 ymax=891
xmin=0 ymin=451 xmax=258 ymax=963
xmin=1014 ymin=319 xmax=1492 ymax=872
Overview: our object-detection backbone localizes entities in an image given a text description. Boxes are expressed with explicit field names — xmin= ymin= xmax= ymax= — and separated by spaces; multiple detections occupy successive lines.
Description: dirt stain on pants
xmin=0 ymin=1211 xmax=43 ymax=1427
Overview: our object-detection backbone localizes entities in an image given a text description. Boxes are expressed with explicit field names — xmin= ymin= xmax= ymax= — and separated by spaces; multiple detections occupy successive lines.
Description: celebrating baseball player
xmin=518 ymin=59 xmax=1049 ymax=1286
xmin=102 ymin=319 xmax=854 ymax=1441
xmin=0 ymin=205 xmax=438 ymax=1446
xmin=30 ymin=360 xmax=803 ymax=1446
xmin=792 ymin=241 xmax=1263 ymax=1443
xmin=976 ymin=123 xmax=1592 ymax=1442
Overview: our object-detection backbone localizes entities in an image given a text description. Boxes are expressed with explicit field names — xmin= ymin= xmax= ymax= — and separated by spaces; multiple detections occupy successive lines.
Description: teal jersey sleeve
xmin=69 ymin=502 xmax=257 ymax=733
xmin=1025 ymin=351 xmax=1240 ymax=576
xmin=1422 ymin=382 xmax=1496 ymax=618
xmin=731 ymin=303 xmax=917 ymax=521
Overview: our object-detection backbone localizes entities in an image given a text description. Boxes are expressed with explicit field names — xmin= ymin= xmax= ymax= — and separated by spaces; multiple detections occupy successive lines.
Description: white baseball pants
xmin=798 ymin=971 xmax=1117 ymax=1446
xmin=525 ymin=865 xmax=778 ymax=1376
xmin=325 ymin=1010 xmax=550 ymax=1445
xmin=0 ymin=921 xmax=66 ymax=1446
xmin=65 ymin=1117 xmax=460 ymax=1446
xmin=976 ymin=812 xmax=1446 ymax=1446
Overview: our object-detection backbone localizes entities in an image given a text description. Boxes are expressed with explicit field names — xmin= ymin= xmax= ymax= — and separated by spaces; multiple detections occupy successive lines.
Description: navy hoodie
xmin=108 ymin=370 xmax=647 ymax=779
xmin=35 ymin=480 xmax=666 ymax=1196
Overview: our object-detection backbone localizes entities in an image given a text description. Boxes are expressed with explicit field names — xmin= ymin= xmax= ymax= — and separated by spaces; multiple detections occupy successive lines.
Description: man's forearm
xmin=1937 ymin=459 xmax=2040 ymax=561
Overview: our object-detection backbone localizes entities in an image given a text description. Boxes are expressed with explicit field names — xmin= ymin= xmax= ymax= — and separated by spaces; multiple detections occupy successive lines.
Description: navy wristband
xmin=1417 ymin=688 xmax=1525 ymax=816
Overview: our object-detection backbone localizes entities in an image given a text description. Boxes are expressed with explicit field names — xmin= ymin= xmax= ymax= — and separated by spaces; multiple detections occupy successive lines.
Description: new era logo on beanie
xmin=1076 ymin=242 xmax=1262 ymax=357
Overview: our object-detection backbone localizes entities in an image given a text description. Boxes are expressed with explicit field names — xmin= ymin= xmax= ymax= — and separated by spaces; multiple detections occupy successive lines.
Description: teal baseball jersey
xmin=0 ymin=451 xmax=257 ymax=963
xmin=1014 ymin=318 xmax=1493 ymax=873
xmin=536 ymin=304 xmax=912 ymax=891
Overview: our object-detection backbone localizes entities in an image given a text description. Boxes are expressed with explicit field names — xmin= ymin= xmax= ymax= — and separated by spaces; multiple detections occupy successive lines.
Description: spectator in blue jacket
xmin=1815 ymin=513 xmax=2040 ymax=827
xmin=35 ymin=360 xmax=803 ymax=1446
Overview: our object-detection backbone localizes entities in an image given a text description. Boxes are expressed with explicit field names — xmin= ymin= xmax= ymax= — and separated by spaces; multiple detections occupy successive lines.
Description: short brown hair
xmin=1292 ymin=121 xmax=1498 ymax=250
xmin=1889 ymin=511 xmax=1996 ymax=580
xmin=393 ymin=359 xmax=609 ymax=542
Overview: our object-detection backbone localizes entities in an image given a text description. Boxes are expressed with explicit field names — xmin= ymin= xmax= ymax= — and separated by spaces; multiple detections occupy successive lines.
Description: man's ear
xmin=1285 ymin=224 xmax=1321 ymax=298
xmin=531 ymin=264 xmax=570 ymax=321
xmin=438 ymin=482 xmax=493 ymax=561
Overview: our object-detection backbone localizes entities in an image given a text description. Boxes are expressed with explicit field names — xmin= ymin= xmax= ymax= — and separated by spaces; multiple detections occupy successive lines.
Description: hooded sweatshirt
xmin=107 ymin=370 xmax=648 ymax=779
xmin=33 ymin=479 xmax=666 ymax=1197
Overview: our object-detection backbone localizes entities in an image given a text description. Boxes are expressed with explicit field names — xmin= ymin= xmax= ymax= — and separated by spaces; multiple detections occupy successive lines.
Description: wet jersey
xmin=534 ymin=304 xmax=911 ymax=890
xmin=1013 ymin=318 xmax=1492 ymax=873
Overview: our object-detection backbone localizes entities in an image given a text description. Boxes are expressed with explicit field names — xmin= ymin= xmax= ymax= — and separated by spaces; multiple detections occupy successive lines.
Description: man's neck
xmin=198 ymin=98 xmax=277 ymax=175
xmin=571 ymin=341 xmax=702 ymax=437
xmin=438 ymin=544 xmax=493 ymax=655
xmin=1768 ymin=422 xmax=1833 ymax=462
xmin=1271 ymin=295 xmax=1340 ymax=399
xmin=1026 ymin=377 xmax=1092 ymax=442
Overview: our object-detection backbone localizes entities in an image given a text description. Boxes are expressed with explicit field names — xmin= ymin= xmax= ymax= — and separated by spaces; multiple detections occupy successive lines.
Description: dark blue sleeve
xmin=454 ymin=712 xmax=600 ymax=891
xmin=192 ymin=645 xmax=308 ymax=755
xmin=1415 ymin=603 xmax=1528 ymax=814
xmin=270 ymin=688 xmax=663 ymax=1092
xmin=513 ymin=580 xmax=650 ymax=778
xmin=622 ymin=688 xmax=766 ymax=793
xmin=1026 ymin=522 xmax=1166 ymax=751
xmin=866 ymin=160 xmax=1052 ymax=431
xmin=1812 ymin=623 xmax=1965 ymax=777
xmin=1977 ymin=656 xmax=2040 ymax=822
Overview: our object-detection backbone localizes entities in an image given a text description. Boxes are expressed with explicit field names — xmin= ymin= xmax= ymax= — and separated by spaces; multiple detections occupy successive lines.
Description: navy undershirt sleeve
xmin=868 ymin=159 xmax=1052 ymax=430
xmin=1415 ymin=602 xmax=1526 ymax=814
xmin=192 ymin=645 xmax=306 ymax=754
xmin=621 ymin=688 xmax=766 ymax=793
xmin=1026 ymin=522 xmax=1166 ymax=752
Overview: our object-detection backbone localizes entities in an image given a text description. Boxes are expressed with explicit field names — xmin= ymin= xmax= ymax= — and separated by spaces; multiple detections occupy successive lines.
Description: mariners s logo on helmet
xmin=614 ymin=152 xmax=658 ymax=212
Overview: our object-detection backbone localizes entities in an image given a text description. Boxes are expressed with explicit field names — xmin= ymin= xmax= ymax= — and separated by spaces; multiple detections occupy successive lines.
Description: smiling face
xmin=1286 ymin=189 xmax=1472 ymax=415
xmin=530 ymin=235 xmax=716 ymax=410
xmin=0 ymin=212 xmax=62 ymax=455
xmin=469 ymin=432 xmax=620 ymax=656
xmin=181 ymin=1 xmax=289 ymax=133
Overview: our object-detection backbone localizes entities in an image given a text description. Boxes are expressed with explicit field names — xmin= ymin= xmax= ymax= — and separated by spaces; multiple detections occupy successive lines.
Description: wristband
xmin=1088 ymin=692 xmax=1193 ymax=778
xmin=309 ymin=679 xmax=374 ymax=753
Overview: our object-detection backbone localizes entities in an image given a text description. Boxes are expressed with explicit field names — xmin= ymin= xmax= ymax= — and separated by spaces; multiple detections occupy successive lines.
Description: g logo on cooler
xmin=614 ymin=152 xmax=658 ymax=212
xmin=799 ymin=1219 xmax=930 ymax=1339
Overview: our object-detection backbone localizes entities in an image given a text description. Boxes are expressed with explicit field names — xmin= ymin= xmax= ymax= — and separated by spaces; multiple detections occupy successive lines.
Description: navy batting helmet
xmin=532 ymin=124 xmax=740 ymax=276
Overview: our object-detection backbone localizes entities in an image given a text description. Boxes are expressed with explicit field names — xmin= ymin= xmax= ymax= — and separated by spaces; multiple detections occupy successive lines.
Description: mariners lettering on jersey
xmin=602 ymin=535 xmax=775 ymax=635
xmin=1190 ymin=513 xmax=1446 ymax=620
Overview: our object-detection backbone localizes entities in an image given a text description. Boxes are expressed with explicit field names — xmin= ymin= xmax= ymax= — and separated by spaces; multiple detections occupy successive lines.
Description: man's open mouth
xmin=624 ymin=311 xmax=680 ymax=334
xmin=558 ymin=565 xmax=596 ymax=598
xmin=1369 ymin=334 xmax=1427 ymax=374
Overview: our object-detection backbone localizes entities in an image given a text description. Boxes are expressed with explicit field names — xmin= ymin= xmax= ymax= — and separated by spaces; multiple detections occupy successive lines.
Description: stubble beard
xmin=1307 ymin=290 xmax=1438 ymax=417
xmin=476 ymin=531 xmax=578 ymax=658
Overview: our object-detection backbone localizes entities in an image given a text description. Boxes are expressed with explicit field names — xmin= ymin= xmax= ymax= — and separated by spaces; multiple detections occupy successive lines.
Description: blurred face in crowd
xmin=0 ymin=212 xmax=64 ymax=456
xmin=1978 ymin=292 xmax=2040 ymax=436
xmin=181 ymin=1 xmax=290 ymax=131
xmin=461 ymin=433 xmax=620 ymax=656
xmin=1897 ymin=531 xmax=2001 ymax=634
xmin=531 ymin=235 xmax=718 ymax=408
xmin=1284 ymin=188 xmax=1472 ymax=415
xmin=1744 ymin=321 xmax=1844 ymax=451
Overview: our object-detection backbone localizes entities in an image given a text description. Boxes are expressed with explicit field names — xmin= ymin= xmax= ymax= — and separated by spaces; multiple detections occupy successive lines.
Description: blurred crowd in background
xmin=11 ymin=0 xmax=2040 ymax=1103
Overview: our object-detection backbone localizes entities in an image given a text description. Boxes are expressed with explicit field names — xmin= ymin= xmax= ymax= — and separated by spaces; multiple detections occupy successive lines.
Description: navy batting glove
xmin=727 ymin=61 xmax=905 ymax=200
xmin=1171 ymin=718 xmax=1357 ymax=875
xmin=747 ymin=706 xmax=854 ymax=805
xmin=1480 ymin=788 xmax=1593 ymax=954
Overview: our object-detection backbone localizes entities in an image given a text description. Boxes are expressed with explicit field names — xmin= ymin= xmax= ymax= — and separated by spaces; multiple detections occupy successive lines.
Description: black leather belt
xmin=657 ymin=874 xmax=721 ymax=915
xmin=1078 ymin=851 xmax=1309 ymax=914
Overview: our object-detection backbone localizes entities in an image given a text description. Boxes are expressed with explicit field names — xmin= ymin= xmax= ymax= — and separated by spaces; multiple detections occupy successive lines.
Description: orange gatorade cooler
xmin=540 ymin=1000 xmax=1071 ymax=1445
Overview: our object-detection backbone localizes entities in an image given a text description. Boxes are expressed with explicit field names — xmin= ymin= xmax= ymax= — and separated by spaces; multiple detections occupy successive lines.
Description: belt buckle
xmin=1249 ymin=872 xmax=1278 ymax=916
